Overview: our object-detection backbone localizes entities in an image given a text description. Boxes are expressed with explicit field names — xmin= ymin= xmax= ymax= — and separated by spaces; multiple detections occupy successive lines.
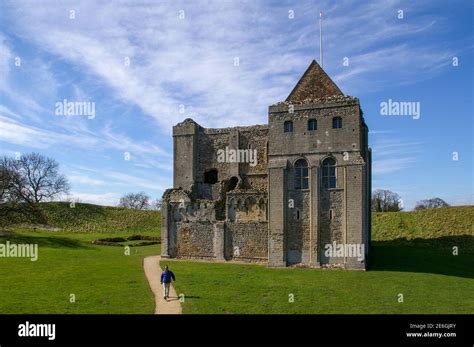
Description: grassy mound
xmin=0 ymin=202 xmax=160 ymax=233
xmin=372 ymin=206 xmax=473 ymax=251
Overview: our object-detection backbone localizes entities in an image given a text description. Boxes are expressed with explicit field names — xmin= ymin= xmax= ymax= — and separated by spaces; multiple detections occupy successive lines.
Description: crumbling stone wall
xmin=195 ymin=125 xmax=268 ymax=187
xmin=227 ymin=192 xmax=267 ymax=222
xmin=196 ymin=129 xmax=232 ymax=183
xmin=238 ymin=127 xmax=268 ymax=174
xmin=225 ymin=222 xmax=268 ymax=262
xmin=176 ymin=221 xmax=214 ymax=259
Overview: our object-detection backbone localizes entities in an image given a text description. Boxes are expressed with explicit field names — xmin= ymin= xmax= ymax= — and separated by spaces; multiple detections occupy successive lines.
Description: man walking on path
xmin=160 ymin=265 xmax=176 ymax=300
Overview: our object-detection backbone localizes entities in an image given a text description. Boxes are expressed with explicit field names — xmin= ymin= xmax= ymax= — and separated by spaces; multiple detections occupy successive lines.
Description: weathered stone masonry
xmin=162 ymin=60 xmax=371 ymax=269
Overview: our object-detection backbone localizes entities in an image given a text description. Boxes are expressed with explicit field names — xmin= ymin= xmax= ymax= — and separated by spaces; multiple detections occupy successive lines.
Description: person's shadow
xmin=166 ymin=295 xmax=201 ymax=301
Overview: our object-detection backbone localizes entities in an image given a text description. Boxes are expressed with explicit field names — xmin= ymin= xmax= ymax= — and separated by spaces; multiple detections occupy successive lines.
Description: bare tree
xmin=1 ymin=153 xmax=70 ymax=203
xmin=414 ymin=197 xmax=449 ymax=210
xmin=371 ymin=189 xmax=403 ymax=212
xmin=0 ymin=164 xmax=15 ymax=203
xmin=151 ymin=198 xmax=162 ymax=211
xmin=118 ymin=192 xmax=150 ymax=210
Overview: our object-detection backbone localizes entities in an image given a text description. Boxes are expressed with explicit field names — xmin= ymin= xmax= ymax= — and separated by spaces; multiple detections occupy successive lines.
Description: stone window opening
xmin=308 ymin=119 xmax=317 ymax=131
xmin=296 ymin=209 xmax=300 ymax=220
xmin=204 ymin=169 xmax=218 ymax=184
xmin=322 ymin=158 xmax=336 ymax=189
xmin=284 ymin=120 xmax=293 ymax=133
xmin=258 ymin=198 xmax=267 ymax=221
xmin=332 ymin=117 xmax=342 ymax=129
xmin=329 ymin=209 xmax=333 ymax=220
xmin=227 ymin=176 xmax=239 ymax=191
xmin=294 ymin=159 xmax=309 ymax=190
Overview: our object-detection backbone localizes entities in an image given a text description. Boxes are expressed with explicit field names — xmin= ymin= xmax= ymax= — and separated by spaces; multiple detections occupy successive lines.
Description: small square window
xmin=332 ymin=117 xmax=342 ymax=129
xmin=308 ymin=119 xmax=317 ymax=131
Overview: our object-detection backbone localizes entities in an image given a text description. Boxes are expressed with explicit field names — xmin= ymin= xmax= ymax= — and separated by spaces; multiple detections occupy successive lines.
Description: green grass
xmin=0 ymin=205 xmax=472 ymax=314
xmin=372 ymin=206 xmax=473 ymax=244
xmin=162 ymin=241 xmax=473 ymax=314
xmin=0 ymin=230 xmax=160 ymax=313
xmin=0 ymin=202 xmax=161 ymax=233
xmin=161 ymin=206 xmax=474 ymax=314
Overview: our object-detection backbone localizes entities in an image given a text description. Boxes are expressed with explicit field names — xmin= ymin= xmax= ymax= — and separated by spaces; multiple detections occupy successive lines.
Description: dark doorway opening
xmin=204 ymin=169 xmax=218 ymax=184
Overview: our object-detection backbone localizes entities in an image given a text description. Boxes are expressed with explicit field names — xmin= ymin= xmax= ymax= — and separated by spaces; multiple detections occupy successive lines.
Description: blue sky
xmin=0 ymin=0 xmax=472 ymax=209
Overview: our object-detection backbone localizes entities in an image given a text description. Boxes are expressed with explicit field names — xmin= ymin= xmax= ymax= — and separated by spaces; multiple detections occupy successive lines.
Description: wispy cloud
xmin=67 ymin=175 xmax=106 ymax=187
xmin=371 ymin=136 xmax=422 ymax=176
xmin=2 ymin=0 xmax=458 ymax=131
xmin=67 ymin=164 xmax=169 ymax=193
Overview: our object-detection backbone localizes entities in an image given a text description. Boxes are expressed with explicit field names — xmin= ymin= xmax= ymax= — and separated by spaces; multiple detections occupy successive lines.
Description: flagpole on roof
xmin=320 ymin=11 xmax=323 ymax=68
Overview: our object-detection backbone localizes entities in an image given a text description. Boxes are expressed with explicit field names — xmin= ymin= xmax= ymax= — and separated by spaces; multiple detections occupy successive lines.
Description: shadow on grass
xmin=370 ymin=235 xmax=474 ymax=279
xmin=0 ymin=233 xmax=90 ymax=249
xmin=0 ymin=203 xmax=48 ymax=226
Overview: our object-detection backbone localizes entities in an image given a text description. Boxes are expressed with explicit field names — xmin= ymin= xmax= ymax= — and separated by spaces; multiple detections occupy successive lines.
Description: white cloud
xmin=5 ymin=0 xmax=455 ymax=132
xmin=373 ymin=157 xmax=416 ymax=175
xmin=68 ymin=175 xmax=106 ymax=186
xmin=0 ymin=114 xmax=98 ymax=149
xmin=67 ymin=164 xmax=169 ymax=193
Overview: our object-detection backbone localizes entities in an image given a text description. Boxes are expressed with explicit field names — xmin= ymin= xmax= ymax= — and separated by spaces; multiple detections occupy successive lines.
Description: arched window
xmin=322 ymin=158 xmax=336 ymax=188
xmin=294 ymin=159 xmax=309 ymax=190
xmin=332 ymin=117 xmax=342 ymax=129
xmin=284 ymin=120 xmax=293 ymax=133
xmin=308 ymin=119 xmax=317 ymax=131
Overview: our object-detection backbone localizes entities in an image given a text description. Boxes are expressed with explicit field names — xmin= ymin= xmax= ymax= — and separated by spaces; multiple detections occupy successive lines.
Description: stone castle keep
xmin=161 ymin=60 xmax=371 ymax=269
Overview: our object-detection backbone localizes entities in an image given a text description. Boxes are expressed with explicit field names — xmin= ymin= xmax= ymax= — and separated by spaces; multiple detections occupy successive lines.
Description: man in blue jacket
xmin=160 ymin=265 xmax=176 ymax=300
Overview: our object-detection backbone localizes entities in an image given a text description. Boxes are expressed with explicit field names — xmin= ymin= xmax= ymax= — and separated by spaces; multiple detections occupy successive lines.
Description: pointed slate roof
xmin=286 ymin=60 xmax=343 ymax=102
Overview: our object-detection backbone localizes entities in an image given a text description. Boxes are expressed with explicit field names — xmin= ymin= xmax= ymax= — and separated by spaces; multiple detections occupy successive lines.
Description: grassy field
xmin=164 ymin=206 xmax=474 ymax=314
xmin=0 ymin=203 xmax=472 ymax=314
xmin=0 ymin=229 xmax=160 ymax=313
xmin=162 ymin=241 xmax=473 ymax=314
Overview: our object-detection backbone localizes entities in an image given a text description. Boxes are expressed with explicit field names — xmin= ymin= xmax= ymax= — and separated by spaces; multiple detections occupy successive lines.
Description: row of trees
xmin=413 ymin=197 xmax=449 ymax=210
xmin=371 ymin=189 xmax=449 ymax=212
